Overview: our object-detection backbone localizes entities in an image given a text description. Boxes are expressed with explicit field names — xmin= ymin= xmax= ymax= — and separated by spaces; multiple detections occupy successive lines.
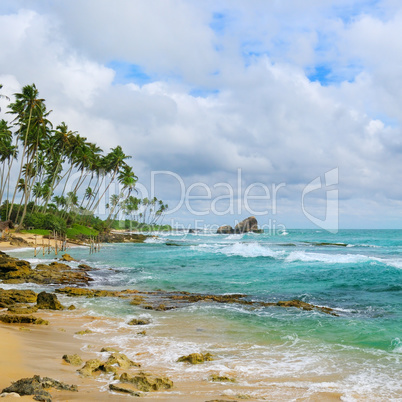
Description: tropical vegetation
xmin=0 ymin=83 xmax=168 ymax=236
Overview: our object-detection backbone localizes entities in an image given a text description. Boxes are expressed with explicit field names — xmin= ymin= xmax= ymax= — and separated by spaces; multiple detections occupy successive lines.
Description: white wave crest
xmin=218 ymin=242 xmax=283 ymax=258
xmin=285 ymin=251 xmax=370 ymax=264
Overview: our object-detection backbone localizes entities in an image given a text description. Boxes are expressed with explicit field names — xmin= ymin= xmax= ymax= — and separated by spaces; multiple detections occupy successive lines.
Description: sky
xmin=1 ymin=0 xmax=402 ymax=230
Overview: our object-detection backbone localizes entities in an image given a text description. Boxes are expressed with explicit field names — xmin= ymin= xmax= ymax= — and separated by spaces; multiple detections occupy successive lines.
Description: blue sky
xmin=1 ymin=0 xmax=402 ymax=229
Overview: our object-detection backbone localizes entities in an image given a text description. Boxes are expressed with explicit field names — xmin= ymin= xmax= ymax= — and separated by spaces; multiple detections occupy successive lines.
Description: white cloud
xmin=1 ymin=1 xmax=402 ymax=228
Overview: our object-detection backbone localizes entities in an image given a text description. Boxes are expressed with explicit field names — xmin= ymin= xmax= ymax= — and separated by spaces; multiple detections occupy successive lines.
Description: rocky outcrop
xmin=59 ymin=254 xmax=77 ymax=262
xmin=177 ymin=353 xmax=213 ymax=364
xmin=216 ymin=225 xmax=234 ymax=234
xmin=78 ymin=359 xmax=112 ymax=377
xmin=0 ymin=314 xmax=48 ymax=325
xmin=1 ymin=375 xmax=77 ymax=401
xmin=128 ymin=318 xmax=151 ymax=326
xmin=62 ymin=354 xmax=83 ymax=366
xmin=103 ymin=233 xmax=149 ymax=244
xmin=119 ymin=372 xmax=173 ymax=392
xmin=234 ymin=216 xmax=259 ymax=233
xmin=55 ymin=287 xmax=120 ymax=298
xmin=0 ymin=251 xmax=91 ymax=285
xmin=8 ymin=305 xmax=38 ymax=314
xmin=36 ymin=292 xmax=64 ymax=310
xmin=0 ymin=288 xmax=37 ymax=307
xmin=216 ymin=216 xmax=262 ymax=234
xmin=106 ymin=352 xmax=141 ymax=369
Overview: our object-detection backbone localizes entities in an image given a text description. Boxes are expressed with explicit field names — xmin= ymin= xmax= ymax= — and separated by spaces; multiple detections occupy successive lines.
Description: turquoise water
xmin=10 ymin=229 xmax=402 ymax=400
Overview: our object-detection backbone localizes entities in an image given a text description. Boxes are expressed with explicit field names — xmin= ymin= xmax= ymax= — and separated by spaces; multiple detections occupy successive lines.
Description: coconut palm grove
xmin=0 ymin=83 xmax=169 ymax=238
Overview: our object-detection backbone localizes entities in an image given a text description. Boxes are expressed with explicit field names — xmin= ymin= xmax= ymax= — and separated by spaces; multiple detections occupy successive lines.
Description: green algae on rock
xmin=36 ymin=291 xmax=64 ymax=310
xmin=0 ymin=314 xmax=48 ymax=325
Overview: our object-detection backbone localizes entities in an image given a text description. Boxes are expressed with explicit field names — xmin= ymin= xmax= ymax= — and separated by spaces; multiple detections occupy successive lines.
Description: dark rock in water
xmin=1 ymin=375 xmax=77 ymax=401
xmin=120 ymin=372 xmax=173 ymax=392
xmin=274 ymin=299 xmax=339 ymax=316
xmin=128 ymin=318 xmax=151 ymax=325
xmin=177 ymin=352 xmax=213 ymax=364
xmin=55 ymin=287 xmax=120 ymax=298
xmin=209 ymin=375 xmax=236 ymax=382
xmin=59 ymin=254 xmax=77 ymax=262
xmin=216 ymin=225 xmax=234 ymax=234
xmin=0 ymin=251 xmax=91 ymax=285
xmin=0 ymin=288 xmax=37 ymax=307
xmin=77 ymin=359 xmax=104 ymax=377
xmin=234 ymin=216 xmax=259 ymax=233
xmin=36 ymin=291 xmax=64 ymax=310
xmin=109 ymin=383 xmax=142 ymax=397
xmin=67 ymin=304 xmax=76 ymax=310
xmin=62 ymin=354 xmax=83 ymax=366
xmin=0 ymin=314 xmax=48 ymax=325
xmin=75 ymin=329 xmax=93 ymax=335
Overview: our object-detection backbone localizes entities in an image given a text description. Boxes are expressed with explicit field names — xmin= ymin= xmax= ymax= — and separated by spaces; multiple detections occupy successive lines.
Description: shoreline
xmin=0 ymin=244 xmax=398 ymax=401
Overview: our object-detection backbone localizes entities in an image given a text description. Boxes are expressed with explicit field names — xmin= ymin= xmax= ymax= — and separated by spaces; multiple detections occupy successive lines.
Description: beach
xmin=1 ymin=230 xmax=401 ymax=401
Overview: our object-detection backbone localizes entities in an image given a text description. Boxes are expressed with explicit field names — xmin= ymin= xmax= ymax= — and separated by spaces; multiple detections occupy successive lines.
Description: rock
xmin=60 ymin=254 xmax=77 ymax=262
xmin=106 ymin=353 xmax=141 ymax=369
xmin=55 ymin=287 xmax=120 ymax=298
xmin=216 ymin=225 xmax=234 ymax=234
xmin=120 ymin=372 xmax=173 ymax=392
xmin=0 ymin=315 xmax=48 ymax=325
xmin=75 ymin=329 xmax=93 ymax=335
xmin=7 ymin=306 xmax=38 ymax=314
xmin=209 ymin=375 xmax=236 ymax=382
xmin=77 ymin=359 xmax=104 ymax=377
xmin=100 ymin=347 xmax=120 ymax=353
xmin=77 ymin=264 xmax=95 ymax=271
xmin=129 ymin=296 xmax=145 ymax=305
xmin=275 ymin=299 xmax=339 ymax=316
xmin=234 ymin=216 xmax=259 ymax=233
xmin=128 ymin=318 xmax=151 ymax=326
xmin=36 ymin=292 xmax=64 ymax=310
xmin=109 ymin=383 xmax=142 ymax=397
xmin=0 ymin=252 xmax=91 ymax=285
xmin=177 ymin=353 xmax=213 ymax=364
xmin=67 ymin=305 xmax=76 ymax=310
xmin=62 ymin=354 xmax=83 ymax=366
xmin=137 ymin=330 xmax=146 ymax=336
xmin=0 ymin=289 xmax=37 ymax=307
xmin=1 ymin=375 xmax=77 ymax=401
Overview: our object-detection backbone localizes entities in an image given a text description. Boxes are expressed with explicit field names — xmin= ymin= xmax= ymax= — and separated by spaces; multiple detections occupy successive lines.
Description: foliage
xmin=66 ymin=224 xmax=99 ymax=239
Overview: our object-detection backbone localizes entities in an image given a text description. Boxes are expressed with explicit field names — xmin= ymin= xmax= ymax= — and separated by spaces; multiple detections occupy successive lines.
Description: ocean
xmin=9 ymin=229 xmax=402 ymax=400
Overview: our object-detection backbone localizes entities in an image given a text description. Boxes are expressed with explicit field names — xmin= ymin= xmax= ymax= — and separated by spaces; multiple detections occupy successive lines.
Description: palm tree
xmin=7 ymin=84 xmax=45 ymax=221
xmin=0 ymin=120 xmax=17 ymax=205
xmin=0 ymin=84 xmax=10 ymax=111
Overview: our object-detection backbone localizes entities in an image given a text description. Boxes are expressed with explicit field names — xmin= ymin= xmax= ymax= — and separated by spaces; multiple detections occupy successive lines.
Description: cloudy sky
xmin=1 ymin=0 xmax=402 ymax=230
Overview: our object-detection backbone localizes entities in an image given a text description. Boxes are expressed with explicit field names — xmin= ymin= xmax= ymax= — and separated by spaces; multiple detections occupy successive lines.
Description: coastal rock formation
xmin=177 ymin=352 xmax=213 ymax=364
xmin=234 ymin=216 xmax=259 ymax=233
xmin=128 ymin=318 xmax=151 ymax=325
xmin=62 ymin=354 xmax=83 ymax=366
xmin=216 ymin=225 xmax=234 ymax=234
xmin=8 ymin=305 xmax=38 ymax=314
xmin=60 ymin=254 xmax=77 ymax=262
xmin=216 ymin=216 xmax=262 ymax=234
xmin=1 ymin=375 xmax=77 ymax=401
xmin=106 ymin=352 xmax=141 ymax=369
xmin=36 ymin=292 xmax=64 ymax=310
xmin=56 ymin=287 xmax=121 ymax=298
xmin=0 ymin=288 xmax=37 ymax=307
xmin=0 ymin=314 xmax=48 ymax=325
xmin=119 ymin=372 xmax=173 ymax=392
xmin=0 ymin=252 xmax=91 ymax=285
xmin=78 ymin=359 xmax=108 ymax=377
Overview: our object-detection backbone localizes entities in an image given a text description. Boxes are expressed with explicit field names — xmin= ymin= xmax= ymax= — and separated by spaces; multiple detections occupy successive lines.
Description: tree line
xmin=0 ymin=83 xmax=168 ymax=232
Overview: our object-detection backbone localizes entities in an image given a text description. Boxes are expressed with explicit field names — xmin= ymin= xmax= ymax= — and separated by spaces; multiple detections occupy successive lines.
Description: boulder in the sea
xmin=0 ymin=314 xmax=48 ymax=325
xmin=177 ymin=352 xmax=213 ymax=364
xmin=62 ymin=354 xmax=83 ymax=366
xmin=36 ymin=291 xmax=64 ymax=310
xmin=234 ymin=216 xmax=259 ymax=233
xmin=106 ymin=352 xmax=141 ymax=369
xmin=128 ymin=318 xmax=151 ymax=326
xmin=77 ymin=359 xmax=104 ymax=377
xmin=216 ymin=225 xmax=234 ymax=234
xmin=75 ymin=329 xmax=93 ymax=335
xmin=209 ymin=375 xmax=236 ymax=382
xmin=60 ymin=254 xmax=77 ymax=262
xmin=1 ymin=375 xmax=77 ymax=400
xmin=119 ymin=372 xmax=173 ymax=392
